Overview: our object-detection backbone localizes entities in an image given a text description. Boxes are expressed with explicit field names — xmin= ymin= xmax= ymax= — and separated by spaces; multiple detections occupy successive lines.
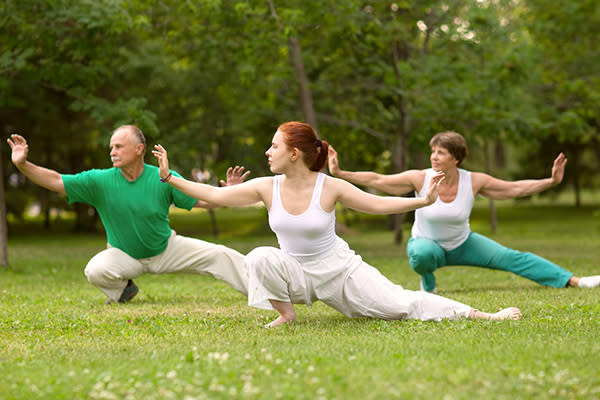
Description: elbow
xmin=371 ymin=179 xmax=387 ymax=191
xmin=511 ymin=188 xmax=531 ymax=199
xmin=55 ymin=177 xmax=67 ymax=196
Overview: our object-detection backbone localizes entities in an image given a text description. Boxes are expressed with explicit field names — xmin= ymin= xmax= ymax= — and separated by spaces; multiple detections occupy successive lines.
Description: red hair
xmin=278 ymin=121 xmax=329 ymax=171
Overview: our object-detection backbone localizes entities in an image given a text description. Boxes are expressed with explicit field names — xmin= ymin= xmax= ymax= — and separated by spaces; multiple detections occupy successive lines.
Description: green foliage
xmin=2 ymin=0 xmax=599 ymax=228
xmin=523 ymin=1 xmax=599 ymax=139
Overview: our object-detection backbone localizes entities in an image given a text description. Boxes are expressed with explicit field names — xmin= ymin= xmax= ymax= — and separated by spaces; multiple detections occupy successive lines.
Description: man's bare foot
xmin=265 ymin=315 xmax=296 ymax=328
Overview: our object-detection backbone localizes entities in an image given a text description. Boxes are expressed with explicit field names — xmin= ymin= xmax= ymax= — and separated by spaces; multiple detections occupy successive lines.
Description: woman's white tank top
xmin=411 ymin=168 xmax=473 ymax=250
xmin=268 ymin=172 xmax=337 ymax=259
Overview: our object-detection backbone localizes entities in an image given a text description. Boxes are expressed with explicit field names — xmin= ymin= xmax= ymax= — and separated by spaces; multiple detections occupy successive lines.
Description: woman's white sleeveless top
xmin=411 ymin=168 xmax=473 ymax=251
xmin=268 ymin=172 xmax=337 ymax=259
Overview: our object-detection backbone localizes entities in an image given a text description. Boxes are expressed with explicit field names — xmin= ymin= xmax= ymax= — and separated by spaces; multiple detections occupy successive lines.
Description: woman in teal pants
xmin=328 ymin=131 xmax=600 ymax=292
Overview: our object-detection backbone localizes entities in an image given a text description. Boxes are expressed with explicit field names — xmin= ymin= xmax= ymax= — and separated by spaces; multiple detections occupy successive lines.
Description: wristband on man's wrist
xmin=160 ymin=172 xmax=172 ymax=183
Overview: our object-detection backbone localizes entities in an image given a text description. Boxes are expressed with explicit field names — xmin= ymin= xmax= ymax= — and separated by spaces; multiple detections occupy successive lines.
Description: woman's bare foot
xmin=265 ymin=315 xmax=296 ymax=328
xmin=265 ymin=300 xmax=297 ymax=328
xmin=470 ymin=307 xmax=522 ymax=321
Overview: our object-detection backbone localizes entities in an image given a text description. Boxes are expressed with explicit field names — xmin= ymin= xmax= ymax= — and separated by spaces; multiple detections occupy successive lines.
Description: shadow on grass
xmin=120 ymin=295 xmax=247 ymax=307
xmin=439 ymin=283 xmax=542 ymax=294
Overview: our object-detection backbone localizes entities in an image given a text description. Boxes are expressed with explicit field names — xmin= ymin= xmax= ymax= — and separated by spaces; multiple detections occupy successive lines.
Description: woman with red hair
xmin=153 ymin=122 xmax=521 ymax=327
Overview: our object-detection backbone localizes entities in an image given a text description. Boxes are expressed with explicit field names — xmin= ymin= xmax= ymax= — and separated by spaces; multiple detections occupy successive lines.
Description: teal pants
xmin=407 ymin=232 xmax=573 ymax=292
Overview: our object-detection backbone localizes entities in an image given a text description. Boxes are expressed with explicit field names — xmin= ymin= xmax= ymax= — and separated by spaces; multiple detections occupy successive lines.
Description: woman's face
xmin=265 ymin=130 xmax=292 ymax=173
xmin=430 ymin=145 xmax=458 ymax=172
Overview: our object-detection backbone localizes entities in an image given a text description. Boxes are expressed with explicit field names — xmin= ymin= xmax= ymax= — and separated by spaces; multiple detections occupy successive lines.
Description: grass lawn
xmin=1 ymin=201 xmax=600 ymax=399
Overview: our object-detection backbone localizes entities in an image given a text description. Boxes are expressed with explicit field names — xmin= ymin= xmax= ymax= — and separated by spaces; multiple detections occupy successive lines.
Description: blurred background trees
xmin=1 ymin=0 xmax=598 ymax=239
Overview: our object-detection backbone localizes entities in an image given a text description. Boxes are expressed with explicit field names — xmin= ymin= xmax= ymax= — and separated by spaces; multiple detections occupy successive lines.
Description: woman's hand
xmin=151 ymin=144 xmax=171 ymax=180
xmin=424 ymin=171 xmax=445 ymax=205
xmin=327 ymin=146 xmax=341 ymax=176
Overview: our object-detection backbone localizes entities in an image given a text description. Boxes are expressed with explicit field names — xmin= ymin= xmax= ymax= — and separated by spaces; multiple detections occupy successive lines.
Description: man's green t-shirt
xmin=62 ymin=164 xmax=197 ymax=259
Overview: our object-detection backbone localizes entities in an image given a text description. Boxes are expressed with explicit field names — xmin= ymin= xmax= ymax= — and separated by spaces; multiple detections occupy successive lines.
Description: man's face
xmin=109 ymin=128 xmax=144 ymax=168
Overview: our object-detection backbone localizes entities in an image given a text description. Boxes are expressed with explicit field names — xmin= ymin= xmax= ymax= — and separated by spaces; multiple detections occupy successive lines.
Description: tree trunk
xmin=268 ymin=0 xmax=318 ymax=132
xmin=209 ymin=176 xmax=220 ymax=237
xmin=40 ymin=189 xmax=50 ymax=230
xmin=288 ymin=36 xmax=318 ymax=131
xmin=72 ymin=203 xmax=99 ymax=233
xmin=391 ymin=127 xmax=409 ymax=244
xmin=390 ymin=40 xmax=411 ymax=244
xmin=484 ymin=141 xmax=497 ymax=234
xmin=571 ymin=149 xmax=581 ymax=208
xmin=41 ymin=139 xmax=52 ymax=229
xmin=494 ymin=139 xmax=506 ymax=169
xmin=208 ymin=209 xmax=219 ymax=237
xmin=0 ymin=142 xmax=9 ymax=266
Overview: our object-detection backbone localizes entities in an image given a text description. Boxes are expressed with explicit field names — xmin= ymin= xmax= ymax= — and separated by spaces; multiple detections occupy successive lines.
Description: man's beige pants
xmin=84 ymin=230 xmax=248 ymax=302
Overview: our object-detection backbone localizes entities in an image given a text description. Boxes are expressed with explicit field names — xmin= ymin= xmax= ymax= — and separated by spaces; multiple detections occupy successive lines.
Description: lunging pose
xmin=328 ymin=131 xmax=600 ymax=293
xmin=8 ymin=126 xmax=249 ymax=303
xmin=153 ymin=122 xmax=521 ymax=326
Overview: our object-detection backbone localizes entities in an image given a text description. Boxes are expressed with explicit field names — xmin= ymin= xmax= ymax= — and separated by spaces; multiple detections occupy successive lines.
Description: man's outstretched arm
xmin=7 ymin=133 xmax=66 ymax=196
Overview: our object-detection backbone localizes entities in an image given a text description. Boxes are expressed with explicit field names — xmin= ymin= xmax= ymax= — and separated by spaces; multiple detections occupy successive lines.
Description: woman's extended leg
xmin=342 ymin=262 xmax=521 ymax=321
xmin=449 ymin=233 xmax=573 ymax=288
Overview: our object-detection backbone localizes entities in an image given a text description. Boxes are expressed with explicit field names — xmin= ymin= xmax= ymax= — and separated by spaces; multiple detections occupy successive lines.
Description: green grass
xmin=2 ymin=203 xmax=600 ymax=399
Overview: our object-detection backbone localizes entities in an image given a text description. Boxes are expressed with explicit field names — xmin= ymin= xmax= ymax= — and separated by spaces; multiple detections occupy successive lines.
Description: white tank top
xmin=268 ymin=172 xmax=337 ymax=259
xmin=411 ymin=168 xmax=473 ymax=250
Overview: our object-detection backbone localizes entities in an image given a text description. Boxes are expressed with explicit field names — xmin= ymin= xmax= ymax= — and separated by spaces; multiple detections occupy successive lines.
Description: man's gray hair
xmin=116 ymin=125 xmax=146 ymax=154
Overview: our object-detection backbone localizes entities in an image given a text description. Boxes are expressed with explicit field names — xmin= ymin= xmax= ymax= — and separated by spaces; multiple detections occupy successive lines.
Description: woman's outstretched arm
xmin=328 ymin=172 xmax=444 ymax=215
xmin=152 ymin=144 xmax=266 ymax=207
xmin=328 ymin=145 xmax=423 ymax=195
xmin=473 ymin=153 xmax=567 ymax=200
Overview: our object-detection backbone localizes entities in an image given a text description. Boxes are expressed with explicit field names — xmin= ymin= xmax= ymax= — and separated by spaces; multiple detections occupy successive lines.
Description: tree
xmin=1 ymin=0 xmax=159 ymax=233
xmin=523 ymin=0 xmax=600 ymax=206
xmin=266 ymin=0 xmax=318 ymax=130
xmin=0 ymin=146 xmax=8 ymax=266
xmin=311 ymin=1 xmax=535 ymax=242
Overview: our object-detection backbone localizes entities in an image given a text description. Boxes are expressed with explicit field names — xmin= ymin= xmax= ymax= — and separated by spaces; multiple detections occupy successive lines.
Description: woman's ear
xmin=290 ymin=147 xmax=299 ymax=162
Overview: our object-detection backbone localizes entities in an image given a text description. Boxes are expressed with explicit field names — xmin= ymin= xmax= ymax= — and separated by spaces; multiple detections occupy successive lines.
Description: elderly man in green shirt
xmin=8 ymin=125 xmax=248 ymax=304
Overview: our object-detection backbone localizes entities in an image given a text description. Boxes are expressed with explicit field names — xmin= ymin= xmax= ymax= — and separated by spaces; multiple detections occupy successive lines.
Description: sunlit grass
xmin=2 ymin=203 xmax=600 ymax=399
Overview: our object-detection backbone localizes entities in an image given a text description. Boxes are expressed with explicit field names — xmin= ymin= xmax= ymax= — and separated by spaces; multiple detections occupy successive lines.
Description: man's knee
xmin=84 ymin=249 xmax=123 ymax=285
xmin=84 ymin=259 xmax=106 ymax=285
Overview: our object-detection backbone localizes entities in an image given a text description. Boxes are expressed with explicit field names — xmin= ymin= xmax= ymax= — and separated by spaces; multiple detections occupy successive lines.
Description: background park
xmin=1 ymin=0 xmax=599 ymax=399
